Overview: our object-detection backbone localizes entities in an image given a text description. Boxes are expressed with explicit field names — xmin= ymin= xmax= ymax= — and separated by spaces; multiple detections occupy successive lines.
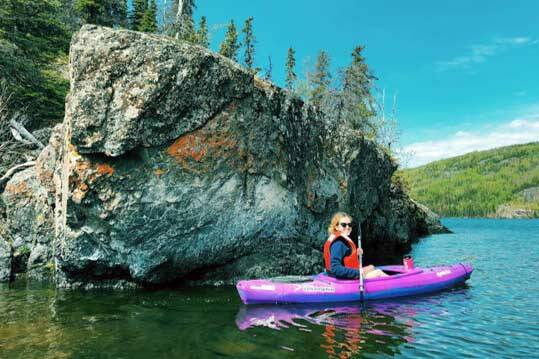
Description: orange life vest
xmin=323 ymin=232 xmax=360 ymax=272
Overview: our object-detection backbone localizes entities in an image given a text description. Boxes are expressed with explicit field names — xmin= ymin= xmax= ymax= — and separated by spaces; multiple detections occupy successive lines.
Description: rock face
xmin=0 ymin=222 xmax=12 ymax=282
xmin=1 ymin=25 xmax=446 ymax=287
xmin=1 ymin=166 xmax=55 ymax=280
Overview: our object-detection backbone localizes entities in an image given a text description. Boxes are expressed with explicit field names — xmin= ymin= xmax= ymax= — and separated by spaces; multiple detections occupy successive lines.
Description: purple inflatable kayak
xmin=237 ymin=264 xmax=473 ymax=304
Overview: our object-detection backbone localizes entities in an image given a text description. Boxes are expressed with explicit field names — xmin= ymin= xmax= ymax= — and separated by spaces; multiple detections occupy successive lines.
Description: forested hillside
xmin=398 ymin=142 xmax=539 ymax=218
xmin=0 ymin=0 xmax=159 ymax=129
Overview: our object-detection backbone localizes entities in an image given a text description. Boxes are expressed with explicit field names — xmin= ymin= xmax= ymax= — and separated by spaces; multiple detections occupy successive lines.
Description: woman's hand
xmin=357 ymin=247 xmax=363 ymax=255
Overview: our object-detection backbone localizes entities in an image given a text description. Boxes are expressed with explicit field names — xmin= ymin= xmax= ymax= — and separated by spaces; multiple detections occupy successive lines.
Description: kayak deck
xmin=237 ymin=264 xmax=473 ymax=304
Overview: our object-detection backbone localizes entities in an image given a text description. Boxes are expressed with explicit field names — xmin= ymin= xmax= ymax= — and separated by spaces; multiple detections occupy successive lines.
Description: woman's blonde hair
xmin=327 ymin=212 xmax=352 ymax=235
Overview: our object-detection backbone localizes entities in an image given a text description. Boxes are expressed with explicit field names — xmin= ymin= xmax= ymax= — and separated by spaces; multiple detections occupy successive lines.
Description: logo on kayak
xmin=436 ymin=270 xmax=452 ymax=277
xmin=250 ymin=284 xmax=276 ymax=291
xmin=294 ymin=284 xmax=336 ymax=293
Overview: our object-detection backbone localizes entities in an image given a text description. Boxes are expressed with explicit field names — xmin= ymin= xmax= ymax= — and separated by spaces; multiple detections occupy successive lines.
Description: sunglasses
xmin=339 ymin=223 xmax=353 ymax=228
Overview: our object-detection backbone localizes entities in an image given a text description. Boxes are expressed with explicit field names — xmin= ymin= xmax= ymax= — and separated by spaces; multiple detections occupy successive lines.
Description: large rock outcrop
xmin=1 ymin=25 xmax=446 ymax=287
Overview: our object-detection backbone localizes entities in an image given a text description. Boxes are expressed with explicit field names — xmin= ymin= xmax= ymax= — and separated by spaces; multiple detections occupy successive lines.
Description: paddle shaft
xmin=358 ymin=230 xmax=365 ymax=301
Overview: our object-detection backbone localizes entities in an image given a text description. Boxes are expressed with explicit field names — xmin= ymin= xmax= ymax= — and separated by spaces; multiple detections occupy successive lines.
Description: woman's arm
xmin=329 ymin=241 xmax=359 ymax=279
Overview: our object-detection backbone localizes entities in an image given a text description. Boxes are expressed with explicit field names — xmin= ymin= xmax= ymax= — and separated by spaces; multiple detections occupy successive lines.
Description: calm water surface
xmin=1 ymin=219 xmax=538 ymax=358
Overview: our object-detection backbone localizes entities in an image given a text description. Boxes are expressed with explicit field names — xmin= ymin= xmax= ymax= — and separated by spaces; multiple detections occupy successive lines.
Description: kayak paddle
xmin=358 ymin=225 xmax=365 ymax=302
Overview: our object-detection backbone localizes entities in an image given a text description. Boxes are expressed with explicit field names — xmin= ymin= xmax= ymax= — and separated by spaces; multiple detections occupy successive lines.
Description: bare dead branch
xmin=0 ymin=161 xmax=35 ymax=190
xmin=9 ymin=118 xmax=45 ymax=149
xmin=1 ymin=161 xmax=35 ymax=182
xmin=10 ymin=128 xmax=33 ymax=145
xmin=0 ymin=81 xmax=41 ymax=183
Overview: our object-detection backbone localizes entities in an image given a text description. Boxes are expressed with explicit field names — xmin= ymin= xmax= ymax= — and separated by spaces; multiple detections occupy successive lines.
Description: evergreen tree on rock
xmin=110 ymin=0 xmax=128 ymax=28
xmin=130 ymin=0 xmax=147 ymax=30
xmin=196 ymin=16 xmax=209 ymax=47
xmin=310 ymin=50 xmax=331 ymax=108
xmin=139 ymin=0 xmax=158 ymax=33
xmin=242 ymin=17 xmax=255 ymax=70
xmin=285 ymin=47 xmax=296 ymax=90
xmin=76 ymin=0 xmax=128 ymax=27
xmin=341 ymin=45 xmax=377 ymax=133
xmin=74 ymin=0 xmax=102 ymax=24
xmin=219 ymin=20 xmax=240 ymax=61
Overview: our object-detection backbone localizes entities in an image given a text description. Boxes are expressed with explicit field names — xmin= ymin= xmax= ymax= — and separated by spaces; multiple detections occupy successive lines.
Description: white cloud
xmin=495 ymin=37 xmax=531 ymax=45
xmin=508 ymin=118 xmax=539 ymax=129
xmin=402 ymin=117 xmax=539 ymax=168
xmin=437 ymin=36 xmax=534 ymax=71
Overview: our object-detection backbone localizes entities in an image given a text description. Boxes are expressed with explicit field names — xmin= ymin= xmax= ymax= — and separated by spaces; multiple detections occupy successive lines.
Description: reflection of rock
xmin=1 ymin=25 xmax=446 ymax=287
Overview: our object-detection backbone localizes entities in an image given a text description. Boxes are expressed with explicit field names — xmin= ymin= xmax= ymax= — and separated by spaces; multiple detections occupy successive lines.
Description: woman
xmin=323 ymin=212 xmax=388 ymax=279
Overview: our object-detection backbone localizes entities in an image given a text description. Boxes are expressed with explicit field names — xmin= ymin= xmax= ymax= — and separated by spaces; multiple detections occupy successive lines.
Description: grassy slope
xmin=397 ymin=142 xmax=539 ymax=217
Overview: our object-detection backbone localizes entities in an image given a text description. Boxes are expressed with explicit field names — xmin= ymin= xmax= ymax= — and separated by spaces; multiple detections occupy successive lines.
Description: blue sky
xmin=160 ymin=0 xmax=539 ymax=167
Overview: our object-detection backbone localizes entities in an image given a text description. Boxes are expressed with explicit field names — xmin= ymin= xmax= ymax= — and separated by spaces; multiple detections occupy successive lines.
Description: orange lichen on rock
xmin=4 ymin=180 xmax=28 ymax=196
xmin=96 ymin=163 xmax=114 ymax=176
xmin=68 ymin=147 xmax=115 ymax=203
xmin=70 ymin=156 xmax=93 ymax=203
xmin=167 ymin=128 xmax=237 ymax=172
xmin=167 ymin=133 xmax=207 ymax=163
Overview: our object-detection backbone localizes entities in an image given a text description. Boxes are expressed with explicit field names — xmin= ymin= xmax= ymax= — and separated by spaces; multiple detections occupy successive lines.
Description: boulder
xmin=3 ymin=25 xmax=447 ymax=287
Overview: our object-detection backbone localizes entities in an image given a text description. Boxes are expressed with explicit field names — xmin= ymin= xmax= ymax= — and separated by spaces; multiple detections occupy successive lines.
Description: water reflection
xmin=1 ymin=279 xmax=472 ymax=359
xmin=236 ymin=302 xmax=407 ymax=358
xmin=235 ymin=291 xmax=471 ymax=359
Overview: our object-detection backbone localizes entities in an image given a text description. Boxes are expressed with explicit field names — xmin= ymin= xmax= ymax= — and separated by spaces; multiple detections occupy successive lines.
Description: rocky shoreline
xmin=0 ymin=25 xmax=447 ymax=288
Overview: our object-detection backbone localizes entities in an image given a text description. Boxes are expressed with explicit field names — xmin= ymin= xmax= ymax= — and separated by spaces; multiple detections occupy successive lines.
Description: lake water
xmin=1 ymin=219 xmax=538 ymax=358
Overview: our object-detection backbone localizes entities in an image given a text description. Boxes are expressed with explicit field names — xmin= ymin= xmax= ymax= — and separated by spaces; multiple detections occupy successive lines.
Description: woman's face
xmin=336 ymin=216 xmax=352 ymax=235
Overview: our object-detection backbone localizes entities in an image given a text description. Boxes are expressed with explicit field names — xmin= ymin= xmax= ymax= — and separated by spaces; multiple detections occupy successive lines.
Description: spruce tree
xmin=285 ymin=47 xmax=296 ymax=90
xmin=57 ymin=0 xmax=80 ymax=32
xmin=219 ymin=20 xmax=240 ymax=61
xmin=196 ymin=16 xmax=209 ymax=47
xmin=242 ymin=17 xmax=255 ymax=69
xmin=109 ymin=0 xmax=128 ymax=28
xmin=341 ymin=45 xmax=377 ymax=133
xmin=75 ymin=0 xmax=127 ymax=27
xmin=130 ymin=0 xmax=147 ymax=30
xmin=74 ymin=0 xmax=102 ymax=24
xmin=139 ymin=0 xmax=158 ymax=33
xmin=310 ymin=50 xmax=331 ymax=108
